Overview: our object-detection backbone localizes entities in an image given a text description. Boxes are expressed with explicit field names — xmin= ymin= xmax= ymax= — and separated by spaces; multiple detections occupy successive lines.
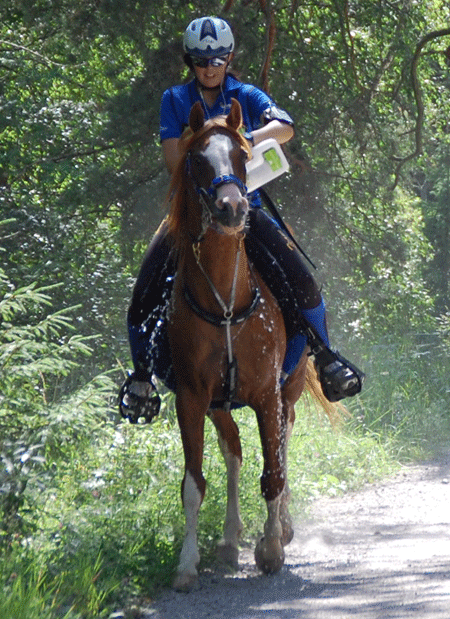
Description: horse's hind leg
xmin=253 ymin=392 xmax=288 ymax=575
xmin=209 ymin=409 xmax=243 ymax=569
xmin=279 ymin=354 xmax=308 ymax=546
xmin=279 ymin=404 xmax=295 ymax=546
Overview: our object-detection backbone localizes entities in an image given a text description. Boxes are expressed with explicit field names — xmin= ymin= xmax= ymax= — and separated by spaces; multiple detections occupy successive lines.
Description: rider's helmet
xmin=183 ymin=16 xmax=235 ymax=58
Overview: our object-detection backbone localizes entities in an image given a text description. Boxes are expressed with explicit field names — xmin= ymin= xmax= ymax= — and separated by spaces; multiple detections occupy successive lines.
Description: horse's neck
xmin=183 ymin=233 xmax=253 ymax=312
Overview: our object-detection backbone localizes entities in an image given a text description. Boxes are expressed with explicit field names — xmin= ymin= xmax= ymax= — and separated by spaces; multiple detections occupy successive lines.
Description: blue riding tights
xmin=282 ymin=300 xmax=330 ymax=377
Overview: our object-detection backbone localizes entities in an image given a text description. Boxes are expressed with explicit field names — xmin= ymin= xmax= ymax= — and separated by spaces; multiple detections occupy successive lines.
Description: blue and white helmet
xmin=183 ymin=17 xmax=235 ymax=58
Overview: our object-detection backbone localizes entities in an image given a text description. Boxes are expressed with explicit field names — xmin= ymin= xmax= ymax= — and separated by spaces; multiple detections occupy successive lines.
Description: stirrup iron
xmin=314 ymin=348 xmax=364 ymax=402
xmin=304 ymin=324 xmax=364 ymax=402
xmin=119 ymin=373 xmax=161 ymax=424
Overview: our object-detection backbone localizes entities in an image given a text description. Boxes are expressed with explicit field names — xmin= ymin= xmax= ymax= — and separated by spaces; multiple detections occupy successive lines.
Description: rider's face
xmin=193 ymin=55 xmax=231 ymax=89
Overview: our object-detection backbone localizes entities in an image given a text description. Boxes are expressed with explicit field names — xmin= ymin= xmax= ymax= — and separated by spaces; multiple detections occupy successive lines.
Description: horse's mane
xmin=163 ymin=116 xmax=252 ymax=252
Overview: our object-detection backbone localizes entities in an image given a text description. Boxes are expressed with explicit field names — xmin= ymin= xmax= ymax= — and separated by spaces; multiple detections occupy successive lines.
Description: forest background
xmin=2 ymin=1 xmax=450 ymax=617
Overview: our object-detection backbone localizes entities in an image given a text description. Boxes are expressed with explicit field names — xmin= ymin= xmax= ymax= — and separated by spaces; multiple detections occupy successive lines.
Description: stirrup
xmin=314 ymin=349 xmax=364 ymax=402
xmin=118 ymin=373 xmax=161 ymax=424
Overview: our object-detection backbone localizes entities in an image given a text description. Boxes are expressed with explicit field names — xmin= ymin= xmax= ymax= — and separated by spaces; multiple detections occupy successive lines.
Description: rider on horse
xmin=119 ymin=16 xmax=364 ymax=421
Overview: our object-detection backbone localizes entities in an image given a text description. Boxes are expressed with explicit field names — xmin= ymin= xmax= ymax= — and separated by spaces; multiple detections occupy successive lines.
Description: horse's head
xmin=185 ymin=98 xmax=251 ymax=237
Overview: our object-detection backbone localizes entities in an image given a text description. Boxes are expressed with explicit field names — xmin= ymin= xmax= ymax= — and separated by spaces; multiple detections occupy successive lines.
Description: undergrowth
xmin=2 ymin=267 xmax=450 ymax=617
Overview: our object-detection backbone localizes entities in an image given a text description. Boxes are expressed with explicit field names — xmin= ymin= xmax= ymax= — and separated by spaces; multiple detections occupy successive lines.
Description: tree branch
xmin=0 ymin=39 xmax=82 ymax=68
xmin=258 ymin=0 xmax=276 ymax=93
xmin=391 ymin=28 xmax=450 ymax=189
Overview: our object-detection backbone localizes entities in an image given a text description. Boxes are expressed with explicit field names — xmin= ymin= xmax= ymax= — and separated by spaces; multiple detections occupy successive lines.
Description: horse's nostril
xmin=215 ymin=198 xmax=232 ymax=214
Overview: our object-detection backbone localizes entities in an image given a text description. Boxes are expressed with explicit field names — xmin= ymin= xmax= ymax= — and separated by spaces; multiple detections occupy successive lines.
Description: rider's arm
xmin=162 ymin=138 xmax=181 ymax=175
xmin=249 ymin=119 xmax=294 ymax=147
xmin=243 ymin=89 xmax=295 ymax=146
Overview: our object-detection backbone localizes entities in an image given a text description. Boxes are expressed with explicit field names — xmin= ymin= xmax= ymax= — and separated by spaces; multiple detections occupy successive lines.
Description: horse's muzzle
xmin=212 ymin=197 xmax=248 ymax=230
xmin=212 ymin=183 xmax=249 ymax=231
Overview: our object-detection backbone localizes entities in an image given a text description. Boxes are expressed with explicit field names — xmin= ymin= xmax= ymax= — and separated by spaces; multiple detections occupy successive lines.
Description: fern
xmin=0 ymin=259 xmax=114 ymax=539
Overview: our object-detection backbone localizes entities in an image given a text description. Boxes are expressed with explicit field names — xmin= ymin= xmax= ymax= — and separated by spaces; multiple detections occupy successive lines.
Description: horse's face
xmin=185 ymin=99 xmax=250 ymax=237
xmin=188 ymin=129 xmax=249 ymax=235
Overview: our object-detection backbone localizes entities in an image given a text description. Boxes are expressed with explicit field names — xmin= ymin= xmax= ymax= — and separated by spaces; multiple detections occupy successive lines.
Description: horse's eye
xmin=240 ymin=148 xmax=249 ymax=163
xmin=192 ymin=154 xmax=203 ymax=168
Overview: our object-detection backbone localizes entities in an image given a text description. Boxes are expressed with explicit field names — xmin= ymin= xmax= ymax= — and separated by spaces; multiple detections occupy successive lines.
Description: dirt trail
xmin=134 ymin=452 xmax=450 ymax=618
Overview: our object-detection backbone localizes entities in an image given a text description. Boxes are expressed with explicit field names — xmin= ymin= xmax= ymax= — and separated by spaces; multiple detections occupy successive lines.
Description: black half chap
xmin=245 ymin=208 xmax=321 ymax=339
xmin=127 ymin=220 xmax=176 ymax=382
xmin=127 ymin=210 xmax=321 ymax=381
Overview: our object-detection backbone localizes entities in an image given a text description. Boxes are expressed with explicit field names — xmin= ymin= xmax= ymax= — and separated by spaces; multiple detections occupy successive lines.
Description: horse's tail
xmin=304 ymin=357 xmax=350 ymax=427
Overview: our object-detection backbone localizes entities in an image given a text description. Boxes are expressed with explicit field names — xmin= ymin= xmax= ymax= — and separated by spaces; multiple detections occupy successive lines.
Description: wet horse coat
xmin=165 ymin=99 xmax=334 ymax=590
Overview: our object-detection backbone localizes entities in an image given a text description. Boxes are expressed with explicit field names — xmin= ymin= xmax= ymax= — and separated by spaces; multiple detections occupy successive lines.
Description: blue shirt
xmin=159 ymin=74 xmax=293 ymax=206
xmin=160 ymin=74 xmax=292 ymax=141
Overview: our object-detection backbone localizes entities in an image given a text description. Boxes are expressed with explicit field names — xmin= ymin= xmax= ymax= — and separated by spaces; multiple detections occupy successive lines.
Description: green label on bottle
xmin=263 ymin=147 xmax=282 ymax=172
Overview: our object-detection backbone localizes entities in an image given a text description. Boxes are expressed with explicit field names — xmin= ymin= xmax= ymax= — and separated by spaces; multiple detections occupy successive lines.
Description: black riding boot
xmin=245 ymin=208 xmax=364 ymax=401
xmin=120 ymin=221 xmax=176 ymax=422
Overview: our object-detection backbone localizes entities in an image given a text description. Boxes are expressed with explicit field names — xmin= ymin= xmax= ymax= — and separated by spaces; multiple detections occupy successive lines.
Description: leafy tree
xmin=1 ymin=0 xmax=450 ymax=354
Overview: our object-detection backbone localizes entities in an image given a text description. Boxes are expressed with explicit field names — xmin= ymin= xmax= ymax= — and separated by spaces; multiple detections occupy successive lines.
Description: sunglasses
xmin=190 ymin=55 xmax=229 ymax=68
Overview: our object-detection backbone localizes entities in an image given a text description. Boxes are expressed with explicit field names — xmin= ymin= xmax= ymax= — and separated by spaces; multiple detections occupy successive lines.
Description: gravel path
xmin=122 ymin=451 xmax=450 ymax=618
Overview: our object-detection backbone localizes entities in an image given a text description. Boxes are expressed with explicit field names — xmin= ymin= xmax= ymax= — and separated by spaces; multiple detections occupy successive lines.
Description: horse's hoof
xmin=172 ymin=572 xmax=199 ymax=592
xmin=254 ymin=536 xmax=285 ymax=575
xmin=217 ymin=542 xmax=239 ymax=570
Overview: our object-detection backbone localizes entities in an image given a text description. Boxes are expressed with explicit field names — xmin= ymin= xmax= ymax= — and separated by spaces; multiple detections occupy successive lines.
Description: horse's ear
xmin=226 ymin=98 xmax=243 ymax=131
xmin=189 ymin=101 xmax=205 ymax=133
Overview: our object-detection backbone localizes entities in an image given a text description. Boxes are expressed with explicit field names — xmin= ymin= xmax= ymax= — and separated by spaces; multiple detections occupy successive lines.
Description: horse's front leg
xmin=173 ymin=389 xmax=208 ymax=592
xmin=209 ymin=409 xmax=243 ymax=569
xmin=254 ymin=391 xmax=288 ymax=575
xmin=279 ymin=406 xmax=295 ymax=546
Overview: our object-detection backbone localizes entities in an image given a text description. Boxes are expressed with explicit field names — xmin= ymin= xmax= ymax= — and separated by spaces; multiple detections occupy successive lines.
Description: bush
xmin=0 ymin=264 xmax=116 ymax=540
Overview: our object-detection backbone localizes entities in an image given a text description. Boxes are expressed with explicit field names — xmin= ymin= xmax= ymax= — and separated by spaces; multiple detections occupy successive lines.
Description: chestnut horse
xmin=165 ymin=98 xmax=335 ymax=590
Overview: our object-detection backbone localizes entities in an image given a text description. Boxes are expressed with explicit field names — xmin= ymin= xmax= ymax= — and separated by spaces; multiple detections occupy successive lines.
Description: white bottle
xmin=245 ymin=138 xmax=289 ymax=193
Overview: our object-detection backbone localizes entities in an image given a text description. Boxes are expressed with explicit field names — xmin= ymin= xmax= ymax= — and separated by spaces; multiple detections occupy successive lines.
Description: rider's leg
xmin=120 ymin=221 xmax=175 ymax=422
xmin=246 ymin=208 xmax=363 ymax=401
xmin=127 ymin=222 xmax=174 ymax=378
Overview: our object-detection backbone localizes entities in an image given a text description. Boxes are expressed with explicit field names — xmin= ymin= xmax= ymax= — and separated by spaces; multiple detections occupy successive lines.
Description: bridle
xmin=185 ymin=149 xmax=248 ymax=242
xmin=182 ymin=141 xmax=260 ymax=411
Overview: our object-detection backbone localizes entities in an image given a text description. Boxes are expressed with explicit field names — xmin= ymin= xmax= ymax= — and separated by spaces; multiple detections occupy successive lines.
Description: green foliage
xmin=2 ymin=0 xmax=450 ymax=347
xmin=0 ymin=256 xmax=116 ymax=541
xmin=2 ymin=1 xmax=450 ymax=616
xmin=356 ymin=333 xmax=450 ymax=458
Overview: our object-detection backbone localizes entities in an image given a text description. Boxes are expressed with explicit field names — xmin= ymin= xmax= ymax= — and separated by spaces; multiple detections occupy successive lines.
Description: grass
xmin=2 ymin=334 xmax=450 ymax=618
xmin=0 ymin=402 xmax=394 ymax=619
